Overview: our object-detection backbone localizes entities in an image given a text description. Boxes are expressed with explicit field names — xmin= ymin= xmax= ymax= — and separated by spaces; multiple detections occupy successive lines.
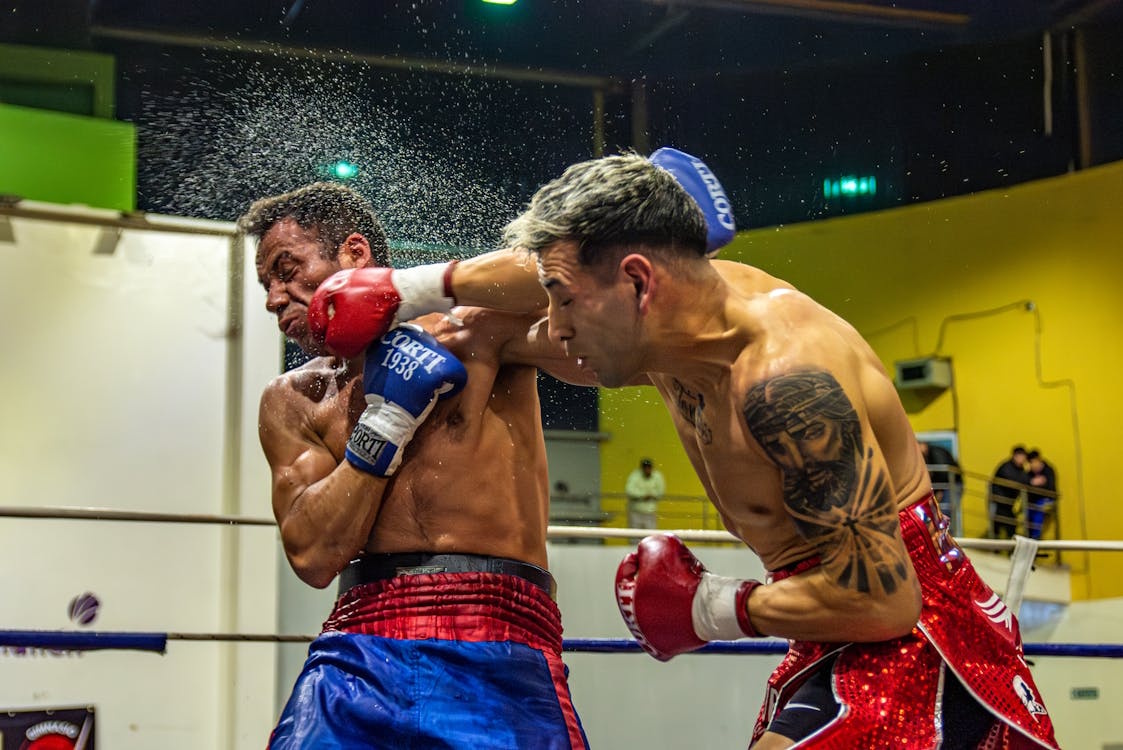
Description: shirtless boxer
xmin=324 ymin=152 xmax=1059 ymax=748
xmin=238 ymin=182 xmax=588 ymax=749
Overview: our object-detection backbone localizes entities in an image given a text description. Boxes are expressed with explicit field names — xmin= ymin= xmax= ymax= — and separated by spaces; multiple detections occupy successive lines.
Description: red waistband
xmin=768 ymin=555 xmax=822 ymax=582
xmin=322 ymin=571 xmax=564 ymax=652
xmin=905 ymin=491 xmax=939 ymax=518
xmin=900 ymin=491 xmax=967 ymax=573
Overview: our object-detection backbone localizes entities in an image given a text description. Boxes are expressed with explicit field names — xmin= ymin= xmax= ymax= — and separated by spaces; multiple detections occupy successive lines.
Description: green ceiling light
xmin=481 ymin=0 xmax=517 ymax=5
xmin=330 ymin=160 xmax=359 ymax=180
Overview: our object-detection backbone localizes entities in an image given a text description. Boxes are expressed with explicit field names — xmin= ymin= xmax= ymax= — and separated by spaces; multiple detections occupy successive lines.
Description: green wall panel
xmin=0 ymin=43 xmax=115 ymax=118
xmin=0 ymin=103 xmax=135 ymax=211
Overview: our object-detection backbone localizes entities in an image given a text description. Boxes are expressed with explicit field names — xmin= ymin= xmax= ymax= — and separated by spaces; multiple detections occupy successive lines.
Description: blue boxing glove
xmin=345 ymin=324 xmax=468 ymax=476
xmin=650 ymin=147 xmax=736 ymax=256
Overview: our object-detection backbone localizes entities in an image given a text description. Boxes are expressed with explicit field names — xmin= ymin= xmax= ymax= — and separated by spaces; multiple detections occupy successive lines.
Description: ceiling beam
xmin=90 ymin=25 xmax=619 ymax=91
xmin=639 ymin=0 xmax=970 ymax=29
xmin=1054 ymin=0 xmax=1123 ymax=27
xmin=626 ymin=8 xmax=693 ymax=55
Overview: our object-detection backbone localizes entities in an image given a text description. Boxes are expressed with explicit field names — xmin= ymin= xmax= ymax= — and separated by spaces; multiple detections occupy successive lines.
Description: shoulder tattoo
xmin=743 ymin=370 xmax=909 ymax=595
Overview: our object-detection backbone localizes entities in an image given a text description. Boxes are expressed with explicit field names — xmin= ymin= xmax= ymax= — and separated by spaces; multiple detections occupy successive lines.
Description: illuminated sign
xmin=823 ymin=175 xmax=877 ymax=199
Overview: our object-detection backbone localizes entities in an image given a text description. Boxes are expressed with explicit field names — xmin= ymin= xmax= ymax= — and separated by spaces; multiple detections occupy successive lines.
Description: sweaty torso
xmin=650 ymin=263 xmax=930 ymax=571
xmin=277 ymin=307 xmax=550 ymax=568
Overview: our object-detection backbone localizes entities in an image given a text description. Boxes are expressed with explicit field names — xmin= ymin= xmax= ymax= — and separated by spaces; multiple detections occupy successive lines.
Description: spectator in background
xmin=988 ymin=445 xmax=1029 ymax=540
xmin=918 ymin=441 xmax=964 ymax=533
xmin=625 ymin=458 xmax=666 ymax=531
xmin=1026 ymin=450 xmax=1058 ymax=540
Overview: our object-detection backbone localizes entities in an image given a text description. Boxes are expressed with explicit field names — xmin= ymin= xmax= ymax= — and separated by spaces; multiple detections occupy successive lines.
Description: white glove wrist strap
xmin=358 ymin=396 xmax=419 ymax=446
xmin=692 ymin=572 xmax=746 ymax=642
xmin=391 ymin=263 xmax=454 ymax=323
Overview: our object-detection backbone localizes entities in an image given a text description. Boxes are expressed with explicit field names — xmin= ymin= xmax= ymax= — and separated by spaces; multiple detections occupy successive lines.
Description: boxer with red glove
xmin=615 ymin=533 xmax=762 ymax=661
xmin=345 ymin=324 xmax=467 ymax=477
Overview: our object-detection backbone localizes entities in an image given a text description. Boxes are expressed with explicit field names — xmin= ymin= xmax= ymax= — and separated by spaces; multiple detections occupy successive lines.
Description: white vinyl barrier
xmin=0 ymin=202 xmax=281 ymax=750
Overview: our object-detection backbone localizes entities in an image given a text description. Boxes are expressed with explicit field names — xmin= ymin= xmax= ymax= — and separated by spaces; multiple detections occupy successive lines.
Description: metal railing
xmin=554 ymin=463 xmax=1061 ymax=550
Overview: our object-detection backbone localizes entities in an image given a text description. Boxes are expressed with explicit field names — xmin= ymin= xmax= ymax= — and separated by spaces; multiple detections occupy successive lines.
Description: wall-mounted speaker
xmin=894 ymin=357 xmax=952 ymax=391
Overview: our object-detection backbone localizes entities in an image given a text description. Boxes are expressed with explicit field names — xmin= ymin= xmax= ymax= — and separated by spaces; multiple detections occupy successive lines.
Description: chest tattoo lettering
xmin=671 ymin=379 xmax=712 ymax=445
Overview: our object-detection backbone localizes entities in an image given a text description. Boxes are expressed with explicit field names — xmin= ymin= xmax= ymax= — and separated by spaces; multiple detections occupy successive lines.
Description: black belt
xmin=338 ymin=552 xmax=557 ymax=600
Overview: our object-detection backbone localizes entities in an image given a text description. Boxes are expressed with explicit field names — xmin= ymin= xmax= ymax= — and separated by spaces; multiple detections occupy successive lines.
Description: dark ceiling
xmin=86 ymin=0 xmax=979 ymax=79
xmin=5 ymin=0 xmax=1123 ymax=240
xmin=10 ymin=1 xmax=1123 ymax=81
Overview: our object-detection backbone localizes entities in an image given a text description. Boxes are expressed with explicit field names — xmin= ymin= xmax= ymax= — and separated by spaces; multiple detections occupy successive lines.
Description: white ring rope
xmin=0 ymin=505 xmax=276 ymax=525
xmin=3 ymin=504 xmax=1121 ymax=662
xmin=1 ymin=505 xmax=1123 ymax=551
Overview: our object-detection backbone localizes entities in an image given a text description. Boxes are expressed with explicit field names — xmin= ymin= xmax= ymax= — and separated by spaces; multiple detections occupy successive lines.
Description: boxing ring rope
xmin=0 ymin=505 xmax=277 ymax=527
xmin=1 ymin=504 xmax=1121 ymax=551
xmin=3 ymin=630 xmax=1122 ymax=659
xmin=4 ymin=505 xmax=1123 ymax=659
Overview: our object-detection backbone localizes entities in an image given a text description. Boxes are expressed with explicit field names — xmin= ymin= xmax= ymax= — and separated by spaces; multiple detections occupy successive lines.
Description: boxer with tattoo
xmin=514 ymin=154 xmax=1057 ymax=749
xmin=359 ymin=152 xmax=1058 ymax=749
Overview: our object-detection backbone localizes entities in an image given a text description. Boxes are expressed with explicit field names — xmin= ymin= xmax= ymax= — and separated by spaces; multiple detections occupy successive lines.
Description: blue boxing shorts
xmin=269 ymin=567 xmax=589 ymax=750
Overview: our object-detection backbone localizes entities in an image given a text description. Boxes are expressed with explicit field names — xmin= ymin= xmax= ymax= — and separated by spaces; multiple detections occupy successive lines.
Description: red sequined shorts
xmin=751 ymin=495 xmax=1059 ymax=749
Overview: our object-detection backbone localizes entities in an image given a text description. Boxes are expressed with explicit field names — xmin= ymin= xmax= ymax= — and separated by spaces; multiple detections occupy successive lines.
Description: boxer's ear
xmin=337 ymin=233 xmax=372 ymax=269
xmin=620 ymin=253 xmax=656 ymax=313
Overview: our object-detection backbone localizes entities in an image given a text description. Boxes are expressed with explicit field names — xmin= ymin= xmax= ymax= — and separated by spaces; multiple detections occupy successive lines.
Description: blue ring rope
xmin=563 ymin=638 xmax=1123 ymax=658
xmin=0 ymin=630 xmax=167 ymax=653
xmin=2 ymin=631 xmax=1121 ymax=658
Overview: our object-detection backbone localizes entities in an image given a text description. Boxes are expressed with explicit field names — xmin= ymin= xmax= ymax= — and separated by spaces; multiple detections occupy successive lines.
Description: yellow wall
xmin=600 ymin=161 xmax=1123 ymax=599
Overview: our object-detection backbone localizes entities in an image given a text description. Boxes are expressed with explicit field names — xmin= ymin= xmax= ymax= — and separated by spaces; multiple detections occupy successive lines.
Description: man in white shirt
xmin=626 ymin=458 xmax=666 ymax=531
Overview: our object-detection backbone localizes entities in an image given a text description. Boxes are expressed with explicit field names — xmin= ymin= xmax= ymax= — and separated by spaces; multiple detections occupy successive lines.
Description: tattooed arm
xmin=740 ymin=369 xmax=921 ymax=642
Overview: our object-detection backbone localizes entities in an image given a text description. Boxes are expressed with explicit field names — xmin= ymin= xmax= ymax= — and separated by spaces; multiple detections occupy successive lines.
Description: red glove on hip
xmin=615 ymin=533 xmax=761 ymax=661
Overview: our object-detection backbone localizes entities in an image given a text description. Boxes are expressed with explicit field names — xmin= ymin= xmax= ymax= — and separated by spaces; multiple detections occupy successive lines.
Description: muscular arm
xmin=471 ymin=307 xmax=650 ymax=386
xmin=449 ymin=249 xmax=548 ymax=313
xmin=741 ymin=369 xmax=921 ymax=642
xmin=259 ymin=383 xmax=388 ymax=588
xmin=450 ymin=252 xmax=792 ymax=315
xmin=498 ymin=313 xmax=598 ymax=385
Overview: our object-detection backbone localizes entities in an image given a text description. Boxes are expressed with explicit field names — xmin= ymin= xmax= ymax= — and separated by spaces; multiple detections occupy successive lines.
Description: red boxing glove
xmin=615 ymin=533 xmax=761 ymax=662
xmin=308 ymin=268 xmax=401 ymax=360
xmin=309 ymin=263 xmax=458 ymax=359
